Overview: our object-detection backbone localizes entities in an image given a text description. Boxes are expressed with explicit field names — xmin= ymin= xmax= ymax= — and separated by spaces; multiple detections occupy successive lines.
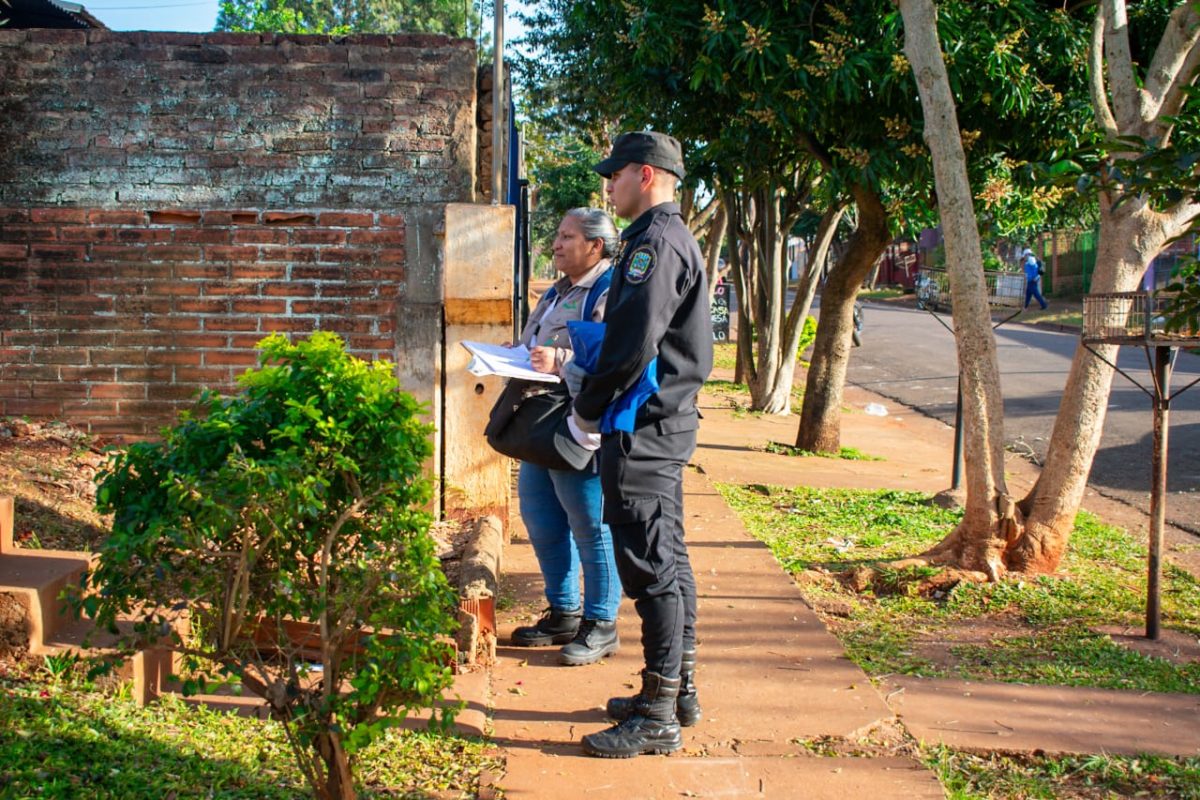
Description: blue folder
xmin=566 ymin=320 xmax=658 ymax=434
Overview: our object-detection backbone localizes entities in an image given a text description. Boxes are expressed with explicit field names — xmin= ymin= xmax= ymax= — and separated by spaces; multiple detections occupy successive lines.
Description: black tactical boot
xmin=559 ymin=619 xmax=619 ymax=666
xmin=582 ymin=671 xmax=682 ymax=758
xmin=511 ymin=607 xmax=581 ymax=647
xmin=606 ymin=649 xmax=701 ymax=727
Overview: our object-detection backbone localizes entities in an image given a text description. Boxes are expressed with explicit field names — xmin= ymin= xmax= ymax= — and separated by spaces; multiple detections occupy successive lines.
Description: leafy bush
xmin=74 ymin=333 xmax=456 ymax=800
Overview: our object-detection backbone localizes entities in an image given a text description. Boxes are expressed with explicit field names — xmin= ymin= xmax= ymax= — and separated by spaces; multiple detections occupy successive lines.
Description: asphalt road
xmin=842 ymin=301 xmax=1200 ymax=534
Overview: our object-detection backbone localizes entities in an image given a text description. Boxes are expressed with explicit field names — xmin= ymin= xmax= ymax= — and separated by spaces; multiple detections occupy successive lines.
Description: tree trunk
xmin=791 ymin=203 xmax=847 ymax=340
xmin=1010 ymin=0 xmax=1200 ymax=573
xmin=899 ymin=0 xmax=1015 ymax=579
xmin=705 ymin=203 xmax=728 ymax=300
xmin=795 ymin=184 xmax=889 ymax=451
xmin=314 ymin=732 xmax=357 ymax=800
xmin=1014 ymin=197 xmax=1188 ymax=571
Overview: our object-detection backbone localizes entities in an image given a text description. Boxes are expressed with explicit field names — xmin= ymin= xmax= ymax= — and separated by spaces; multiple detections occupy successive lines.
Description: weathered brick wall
xmin=0 ymin=30 xmax=481 ymax=437
xmin=1 ymin=207 xmax=405 ymax=434
xmin=0 ymin=30 xmax=477 ymax=208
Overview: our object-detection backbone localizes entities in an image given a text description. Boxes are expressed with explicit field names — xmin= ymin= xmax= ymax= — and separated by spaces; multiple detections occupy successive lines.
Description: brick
xmin=58 ymin=332 xmax=115 ymax=347
xmin=232 ymin=228 xmax=288 ymax=245
xmin=176 ymin=366 xmax=233 ymax=383
xmin=88 ymin=210 xmax=147 ymax=225
xmin=292 ymin=229 xmax=346 ymax=245
xmin=231 ymin=299 xmax=287 ymax=314
xmin=348 ymin=335 xmax=395 ymax=351
xmin=147 ymin=383 xmax=206 ymax=401
xmin=203 ymin=350 xmax=258 ymax=367
xmin=58 ymin=295 xmax=115 ymax=313
xmin=146 ymin=316 xmax=203 ymax=331
xmin=202 ymin=316 xmax=259 ymax=332
xmin=7 ymin=364 xmax=59 ymax=380
xmin=0 ymin=244 xmax=30 ymax=259
xmin=3 ymin=399 xmax=64 ymax=416
xmin=317 ymin=212 xmax=374 ymax=227
xmin=202 ymin=282 xmax=259 ymax=297
xmin=263 ymin=211 xmax=317 ymax=225
xmin=90 ymin=383 xmax=147 ymax=400
xmin=291 ymin=300 xmax=350 ymax=315
xmin=91 ymin=349 xmax=149 ymax=366
xmin=32 ymin=381 xmax=88 ymax=399
xmin=116 ymin=229 xmax=173 ymax=244
xmin=148 ymin=210 xmax=202 ymax=225
xmin=264 ymin=280 xmax=319 ymax=296
xmin=175 ymin=264 xmax=230 ymax=280
xmin=145 ymin=245 xmax=204 ymax=262
xmin=204 ymin=245 xmax=260 ymax=262
xmin=32 ymin=345 xmax=88 ymax=366
xmin=30 ymin=208 xmax=87 ymax=224
xmin=175 ymin=299 xmax=230 ymax=314
xmin=348 ymin=229 xmax=405 ymax=245
xmin=61 ymin=400 xmax=120 ymax=417
xmin=116 ymin=400 xmax=177 ymax=416
xmin=31 ymin=244 xmax=87 ymax=261
xmin=60 ymin=367 xmax=116 ymax=382
xmin=261 ymin=317 xmax=316 ymax=333
xmin=172 ymin=228 xmax=232 ymax=245
xmin=117 ymin=366 xmax=174 ymax=382
xmin=146 ymin=350 xmax=202 ymax=366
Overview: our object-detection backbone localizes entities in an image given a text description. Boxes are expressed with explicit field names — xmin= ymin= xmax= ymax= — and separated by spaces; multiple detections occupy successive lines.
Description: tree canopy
xmin=216 ymin=0 xmax=481 ymax=36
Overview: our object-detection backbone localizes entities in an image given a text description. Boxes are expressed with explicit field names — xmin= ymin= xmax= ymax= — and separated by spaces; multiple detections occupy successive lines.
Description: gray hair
xmin=565 ymin=207 xmax=620 ymax=259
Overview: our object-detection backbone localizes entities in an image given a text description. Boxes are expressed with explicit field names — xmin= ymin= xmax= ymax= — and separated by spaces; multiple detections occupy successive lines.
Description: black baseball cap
xmin=593 ymin=131 xmax=686 ymax=180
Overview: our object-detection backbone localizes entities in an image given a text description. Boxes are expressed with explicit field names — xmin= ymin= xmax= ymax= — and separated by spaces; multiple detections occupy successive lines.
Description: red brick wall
xmin=0 ymin=207 xmax=407 ymax=435
xmin=0 ymin=31 xmax=480 ymax=436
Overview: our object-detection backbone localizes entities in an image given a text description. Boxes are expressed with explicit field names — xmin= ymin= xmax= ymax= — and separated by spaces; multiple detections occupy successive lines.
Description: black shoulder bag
xmin=483 ymin=269 xmax=611 ymax=471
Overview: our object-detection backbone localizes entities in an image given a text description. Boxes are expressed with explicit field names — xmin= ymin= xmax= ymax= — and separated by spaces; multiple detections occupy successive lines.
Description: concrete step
xmin=0 ymin=496 xmax=93 ymax=653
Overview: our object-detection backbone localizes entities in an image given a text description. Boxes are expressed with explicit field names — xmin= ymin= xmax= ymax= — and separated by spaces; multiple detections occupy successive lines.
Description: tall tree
xmin=897 ymin=0 xmax=1016 ymax=579
xmin=216 ymin=0 xmax=481 ymax=36
xmin=1012 ymin=0 xmax=1200 ymax=572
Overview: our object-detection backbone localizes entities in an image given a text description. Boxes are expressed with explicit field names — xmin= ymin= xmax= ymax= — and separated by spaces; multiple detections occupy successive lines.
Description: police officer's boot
xmin=605 ymin=649 xmax=701 ymax=727
xmin=510 ymin=607 xmax=581 ymax=647
xmin=581 ymin=671 xmax=682 ymax=758
xmin=559 ymin=619 xmax=619 ymax=666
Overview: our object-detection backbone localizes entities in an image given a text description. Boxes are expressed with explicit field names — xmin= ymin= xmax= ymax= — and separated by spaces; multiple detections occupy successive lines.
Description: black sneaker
xmin=559 ymin=619 xmax=619 ymax=666
xmin=511 ymin=607 xmax=582 ymax=647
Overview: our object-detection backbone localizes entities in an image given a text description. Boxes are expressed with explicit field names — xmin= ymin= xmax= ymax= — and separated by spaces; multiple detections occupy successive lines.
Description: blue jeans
xmin=1025 ymin=279 xmax=1047 ymax=309
xmin=518 ymin=461 xmax=621 ymax=621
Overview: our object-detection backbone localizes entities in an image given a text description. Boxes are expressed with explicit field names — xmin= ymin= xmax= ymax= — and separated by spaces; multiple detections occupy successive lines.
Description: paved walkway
xmin=488 ymin=380 xmax=1200 ymax=797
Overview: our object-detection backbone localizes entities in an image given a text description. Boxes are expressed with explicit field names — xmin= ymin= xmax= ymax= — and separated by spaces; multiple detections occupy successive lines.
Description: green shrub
xmin=75 ymin=332 xmax=456 ymax=800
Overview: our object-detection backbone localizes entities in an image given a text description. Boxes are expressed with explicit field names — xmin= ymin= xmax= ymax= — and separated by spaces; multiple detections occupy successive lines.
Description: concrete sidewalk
xmin=492 ymin=468 xmax=943 ymax=798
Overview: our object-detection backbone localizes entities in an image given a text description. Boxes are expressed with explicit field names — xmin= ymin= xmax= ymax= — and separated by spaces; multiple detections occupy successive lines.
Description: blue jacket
xmin=1023 ymin=254 xmax=1041 ymax=281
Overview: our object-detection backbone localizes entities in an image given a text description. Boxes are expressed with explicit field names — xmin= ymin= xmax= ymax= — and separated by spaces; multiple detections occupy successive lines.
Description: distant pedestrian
xmin=1022 ymin=248 xmax=1048 ymax=310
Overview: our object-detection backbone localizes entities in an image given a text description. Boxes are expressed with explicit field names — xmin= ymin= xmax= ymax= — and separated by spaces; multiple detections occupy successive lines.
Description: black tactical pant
xmin=599 ymin=421 xmax=698 ymax=679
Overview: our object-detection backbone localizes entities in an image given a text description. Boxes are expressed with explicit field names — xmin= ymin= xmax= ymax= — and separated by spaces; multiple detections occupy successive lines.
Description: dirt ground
xmin=0 ymin=419 xmax=110 ymax=552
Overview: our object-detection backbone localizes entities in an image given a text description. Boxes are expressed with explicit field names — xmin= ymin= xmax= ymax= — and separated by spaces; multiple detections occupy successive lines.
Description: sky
xmin=82 ymin=0 xmax=530 ymax=54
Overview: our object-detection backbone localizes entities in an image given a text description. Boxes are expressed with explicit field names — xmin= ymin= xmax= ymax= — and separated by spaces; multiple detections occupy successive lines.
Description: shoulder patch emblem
xmin=625 ymin=246 xmax=656 ymax=284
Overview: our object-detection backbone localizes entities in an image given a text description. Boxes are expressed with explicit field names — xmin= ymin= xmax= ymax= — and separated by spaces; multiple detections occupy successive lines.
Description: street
xmin=843 ymin=301 xmax=1200 ymax=534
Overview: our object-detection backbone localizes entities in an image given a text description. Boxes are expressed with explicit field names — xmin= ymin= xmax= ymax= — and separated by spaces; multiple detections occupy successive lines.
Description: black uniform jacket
xmin=573 ymin=202 xmax=714 ymax=430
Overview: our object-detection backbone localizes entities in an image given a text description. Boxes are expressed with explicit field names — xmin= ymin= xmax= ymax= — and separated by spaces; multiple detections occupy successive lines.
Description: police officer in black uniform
xmin=566 ymin=131 xmax=713 ymax=758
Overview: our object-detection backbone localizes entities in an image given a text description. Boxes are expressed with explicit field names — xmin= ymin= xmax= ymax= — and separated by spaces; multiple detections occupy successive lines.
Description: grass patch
xmin=716 ymin=484 xmax=1200 ymax=694
xmin=0 ymin=678 xmax=499 ymax=799
xmin=760 ymin=441 xmax=883 ymax=461
xmin=713 ymin=341 xmax=737 ymax=371
xmin=703 ymin=379 xmax=804 ymax=416
xmin=859 ymin=288 xmax=904 ymax=301
xmin=924 ymin=746 xmax=1200 ymax=799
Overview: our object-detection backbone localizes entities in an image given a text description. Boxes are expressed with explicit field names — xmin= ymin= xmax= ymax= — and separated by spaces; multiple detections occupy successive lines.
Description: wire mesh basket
xmin=916 ymin=267 xmax=1026 ymax=311
xmin=1082 ymin=291 xmax=1200 ymax=344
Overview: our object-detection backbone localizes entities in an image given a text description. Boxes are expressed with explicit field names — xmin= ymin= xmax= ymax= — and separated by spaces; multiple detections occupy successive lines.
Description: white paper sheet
xmin=460 ymin=341 xmax=561 ymax=383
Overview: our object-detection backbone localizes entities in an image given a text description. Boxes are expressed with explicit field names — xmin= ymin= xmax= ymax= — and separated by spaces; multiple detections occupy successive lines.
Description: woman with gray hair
xmin=509 ymin=207 xmax=623 ymax=666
